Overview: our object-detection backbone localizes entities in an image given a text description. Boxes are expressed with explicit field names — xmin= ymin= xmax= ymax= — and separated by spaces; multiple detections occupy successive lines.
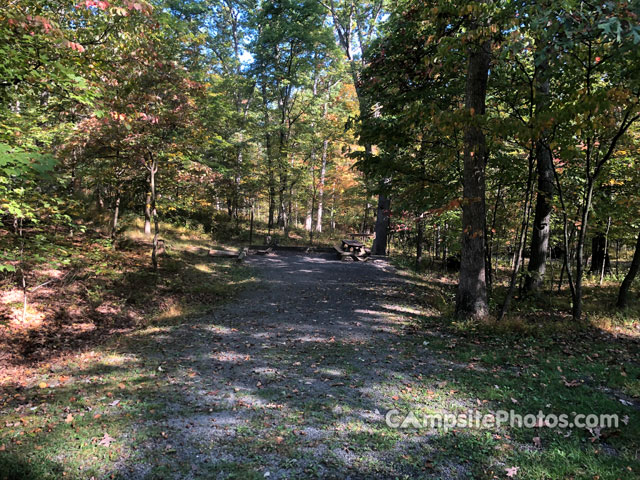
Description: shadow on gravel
xmin=90 ymin=252 xmax=485 ymax=479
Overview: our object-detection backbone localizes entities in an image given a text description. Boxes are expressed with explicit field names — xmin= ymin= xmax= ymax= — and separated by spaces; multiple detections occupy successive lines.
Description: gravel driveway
xmin=120 ymin=252 xmax=454 ymax=479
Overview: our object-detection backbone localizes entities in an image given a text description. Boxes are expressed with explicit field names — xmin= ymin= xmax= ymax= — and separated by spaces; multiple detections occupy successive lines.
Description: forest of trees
xmin=2 ymin=0 xmax=640 ymax=322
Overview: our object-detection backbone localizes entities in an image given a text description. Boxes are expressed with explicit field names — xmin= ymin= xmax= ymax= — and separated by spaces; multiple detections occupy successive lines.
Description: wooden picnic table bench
xmin=341 ymin=239 xmax=365 ymax=254
xmin=334 ymin=239 xmax=371 ymax=262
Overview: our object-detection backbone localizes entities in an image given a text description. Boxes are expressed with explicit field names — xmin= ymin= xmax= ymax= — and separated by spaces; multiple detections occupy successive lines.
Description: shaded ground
xmin=1 ymin=251 xmax=639 ymax=479
xmin=117 ymin=252 xmax=448 ymax=479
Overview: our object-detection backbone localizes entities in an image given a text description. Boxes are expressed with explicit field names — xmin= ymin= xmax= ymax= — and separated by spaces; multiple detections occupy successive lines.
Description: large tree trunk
xmin=372 ymin=193 xmax=390 ymax=255
xmin=455 ymin=40 xmax=491 ymax=320
xmin=617 ymin=229 xmax=640 ymax=308
xmin=525 ymin=140 xmax=554 ymax=293
xmin=304 ymin=205 xmax=313 ymax=232
xmin=525 ymin=57 xmax=554 ymax=294
xmin=590 ymin=233 xmax=611 ymax=276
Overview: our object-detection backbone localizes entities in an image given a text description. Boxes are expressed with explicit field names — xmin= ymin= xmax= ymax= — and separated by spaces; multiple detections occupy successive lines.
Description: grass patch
xmin=393 ymin=259 xmax=640 ymax=479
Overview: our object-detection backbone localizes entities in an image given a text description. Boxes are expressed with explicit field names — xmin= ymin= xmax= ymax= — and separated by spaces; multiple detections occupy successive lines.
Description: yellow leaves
xmin=38 ymin=382 xmax=48 ymax=389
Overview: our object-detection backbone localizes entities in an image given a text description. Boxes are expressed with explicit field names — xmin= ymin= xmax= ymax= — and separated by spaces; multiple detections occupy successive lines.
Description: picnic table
xmin=334 ymin=239 xmax=371 ymax=262
xmin=341 ymin=239 xmax=366 ymax=254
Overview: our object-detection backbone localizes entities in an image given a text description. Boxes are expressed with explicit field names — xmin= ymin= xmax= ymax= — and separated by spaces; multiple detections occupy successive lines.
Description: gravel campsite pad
xmin=115 ymin=252 xmax=449 ymax=479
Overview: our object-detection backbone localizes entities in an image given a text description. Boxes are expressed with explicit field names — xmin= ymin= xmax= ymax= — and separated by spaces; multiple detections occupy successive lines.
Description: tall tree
xmin=252 ymin=0 xmax=335 ymax=233
xmin=320 ymin=0 xmax=391 ymax=253
xmin=455 ymin=38 xmax=491 ymax=319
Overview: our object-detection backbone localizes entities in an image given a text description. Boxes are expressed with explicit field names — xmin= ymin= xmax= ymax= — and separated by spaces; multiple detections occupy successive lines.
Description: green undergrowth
xmin=0 ymin=221 xmax=255 ymax=480
xmin=393 ymin=261 xmax=640 ymax=479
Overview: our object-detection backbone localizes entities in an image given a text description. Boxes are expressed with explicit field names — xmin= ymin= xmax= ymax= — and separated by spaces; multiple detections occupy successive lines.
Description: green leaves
xmin=0 ymin=143 xmax=56 ymax=180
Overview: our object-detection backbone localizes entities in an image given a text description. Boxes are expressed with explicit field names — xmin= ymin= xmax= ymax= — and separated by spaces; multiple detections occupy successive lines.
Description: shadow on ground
xmin=1 ymin=252 xmax=638 ymax=479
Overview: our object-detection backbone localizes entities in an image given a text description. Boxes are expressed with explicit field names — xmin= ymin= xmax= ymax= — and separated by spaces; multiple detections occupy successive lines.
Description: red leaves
xmin=429 ymin=198 xmax=462 ymax=216
xmin=80 ymin=0 xmax=110 ymax=10
xmin=123 ymin=1 xmax=153 ymax=15
xmin=78 ymin=0 xmax=153 ymax=15
xmin=63 ymin=40 xmax=86 ymax=53
xmin=7 ymin=14 xmax=57 ymax=35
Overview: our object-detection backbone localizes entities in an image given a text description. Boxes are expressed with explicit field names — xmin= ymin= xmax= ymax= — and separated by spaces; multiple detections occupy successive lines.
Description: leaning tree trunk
xmin=617 ymin=228 xmax=640 ymax=308
xmin=599 ymin=217 xmax=612 ymax=285
xmin=455 ymin=40 xmax=491 ymax=320
xmin=498 ymin=148 xmax=535 ymax=321
xmin=573 ymin=180 xmax=595 ymax=320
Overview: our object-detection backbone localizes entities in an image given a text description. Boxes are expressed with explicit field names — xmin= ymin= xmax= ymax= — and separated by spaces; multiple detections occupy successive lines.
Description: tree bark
xmin=524 ymin=139 xmax=554 ymax=293
xmin=455 ymin=40 xmax=491 ymax=320
xmin=322 ymin=2 xmax=389 ymax=254
xmin=573 ymin=180 xmax=594 ymax=320
xmin=372 ymin=193 xmax=390 ymax=255
xmin=525 ymin=56 xmax=554 ymax=294
xmin=599 ymin=217 xmax=612 ymax=285
xmin=590 ymin=232 xmax=611 ymax=277
xmin=147 ymin=152 xmax=159 ymax=270
xmin=617 ymin=229 xmax=640 ymax=308
xmin=486 ymin=183 xmax=503 ymax=297
xmin=144 ymin=189 xmax=152 ymax=235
